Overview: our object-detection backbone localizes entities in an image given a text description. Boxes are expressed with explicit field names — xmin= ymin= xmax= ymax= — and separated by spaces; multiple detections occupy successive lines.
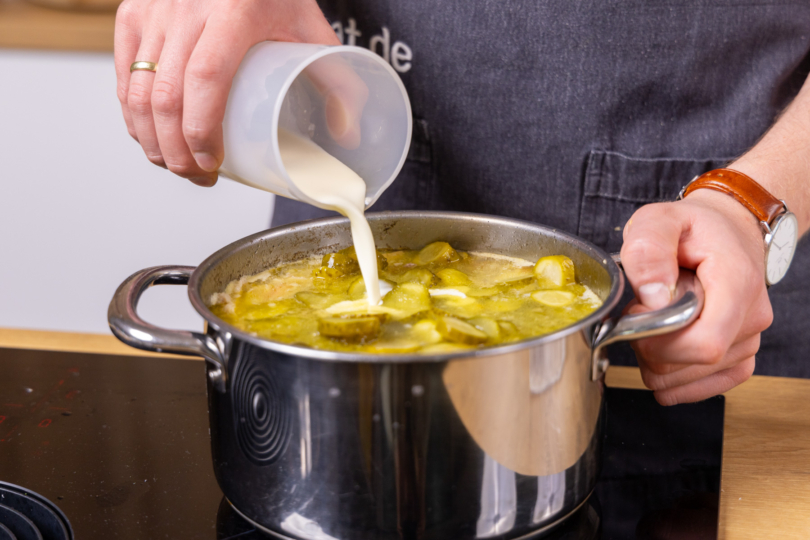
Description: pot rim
xmin=187 ymin=211 xmax=624 ymax=363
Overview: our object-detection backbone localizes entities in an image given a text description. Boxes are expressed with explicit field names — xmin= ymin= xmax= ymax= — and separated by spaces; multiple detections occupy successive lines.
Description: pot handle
xmin=590 ymin=255 xmax=704 ymax=381
xmin=108 ymin=266 xmax=227 ymax=392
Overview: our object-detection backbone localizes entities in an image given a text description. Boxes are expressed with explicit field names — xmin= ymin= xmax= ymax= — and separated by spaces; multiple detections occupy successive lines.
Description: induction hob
xmin=0 ymin=348 xmax=723 ymax=539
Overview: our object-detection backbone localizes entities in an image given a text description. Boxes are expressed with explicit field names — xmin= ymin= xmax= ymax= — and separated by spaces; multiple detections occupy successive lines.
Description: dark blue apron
xmin=273 ymin=0 xmax=810 ymax=377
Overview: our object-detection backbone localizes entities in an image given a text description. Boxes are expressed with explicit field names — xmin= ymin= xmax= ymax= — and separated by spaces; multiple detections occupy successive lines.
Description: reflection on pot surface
xmin=209 ymin=337 xmax=602 ymax=540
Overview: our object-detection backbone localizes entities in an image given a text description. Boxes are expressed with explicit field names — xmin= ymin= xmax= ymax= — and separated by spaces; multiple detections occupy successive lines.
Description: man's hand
xmin=621 ymin=188 xmax=774 ymax=405
xmin=115 ymin=0 xmax=340 ymax=186
xmin=623 ymin=69 xmax=810 ymax=405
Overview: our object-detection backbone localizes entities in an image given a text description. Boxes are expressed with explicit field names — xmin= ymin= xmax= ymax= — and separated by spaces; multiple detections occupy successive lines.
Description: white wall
xmin=0 ymin=50 xmax=274 ymax=334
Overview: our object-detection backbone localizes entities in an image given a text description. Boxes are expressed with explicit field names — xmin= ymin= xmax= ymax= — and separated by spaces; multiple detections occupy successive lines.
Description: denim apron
xmin=273 ymin=0 xmax=810 ymax=378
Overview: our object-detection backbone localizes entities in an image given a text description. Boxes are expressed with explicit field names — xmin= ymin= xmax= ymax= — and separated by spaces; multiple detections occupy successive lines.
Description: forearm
xmin=730 ymin=74 xmax=810 ymax=236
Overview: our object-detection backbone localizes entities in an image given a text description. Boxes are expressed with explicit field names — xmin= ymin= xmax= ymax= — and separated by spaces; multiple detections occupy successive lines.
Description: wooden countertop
xmin=1 ymin=328 xmax=809 ymax=538
xmin=0 ymin=0 xmax=115 ymax=52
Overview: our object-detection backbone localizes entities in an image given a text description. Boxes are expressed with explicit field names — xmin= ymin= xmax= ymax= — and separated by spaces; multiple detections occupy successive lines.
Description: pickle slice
xmin=347 ymin=277 xmax=367 ymax=300
xmin=466 ymin=286 xmax=499 ymax=297
xmin=482 ymin=295 xmax=525 ymax=313
xmin=401 ymin=268 xmax=439 ymax=287
xmin=243 ymin=299 xmax=297 ymax=321
xmin=383 ymin=282 xmax=431 ymax=314
xmin=436 ymin=268 xmax=472 ymax=287
xmin=468 ymin=317 xmax=502 ymax=340
xmin=531 ymin=290 xmax=575 ymax=306
xmin=415 ymin=242 xmax=460 ymax=265
xmin=319 ymin=316 xmax=381 ymax=341
xmin=534 ymin=255 xmax=576 ymax=289
xmin=419 ymin=343 xmax=475 ymax=354
xmin=295 ymin=291 xmax=333 ymax=309
xmin=410 ymin=319 xmax=443 ymax=345
xmin=433 ymin=296 xmax=484 ymax=319
xmin=368 ymin=339 xmax=421 ymax=354
xmin=498 ymin=320 xmax=520 ymax=339
xmin=437 ymin=316 xmax=488 ymax=345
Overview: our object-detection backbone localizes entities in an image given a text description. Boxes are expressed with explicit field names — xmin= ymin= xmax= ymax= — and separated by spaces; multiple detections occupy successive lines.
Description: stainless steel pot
xmin=108 ymin=211 xmax=701 ymax=539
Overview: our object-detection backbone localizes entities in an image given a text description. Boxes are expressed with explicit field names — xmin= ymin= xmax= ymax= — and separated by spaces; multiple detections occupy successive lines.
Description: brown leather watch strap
xmin=682 ymin=168 xmax=785 ymax=224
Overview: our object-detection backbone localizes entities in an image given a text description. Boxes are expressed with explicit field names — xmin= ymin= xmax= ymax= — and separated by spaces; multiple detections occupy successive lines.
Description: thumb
xmin=620 ymin=203 xmax=684 ymax=310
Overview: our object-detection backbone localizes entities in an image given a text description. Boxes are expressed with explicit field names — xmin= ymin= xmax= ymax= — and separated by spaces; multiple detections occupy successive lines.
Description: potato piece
xmin=410 ymin=319 xmax=443 ymax=345
xmin=531 ymin=290 xmax=575 ymax=307
xmin=319 ymin=316 xmax=381 ymax=341
xmin=383 ymin=282 xmax=431 ymax=313
xmin=415 ymin=242 xmax=460 ymax=265
xmin=436 ymin=268 xmax=472 ymax=287
xmin=468 ymin=317 xmax=501 ymax=340
xmin=437 ymin=316 xmax=488 ymax=345
xmin=534 ymin=255 xmax=576 ymax=289
xmin=295 ymin=291 xmax=333 ymax=309
xmin=401 ymin=268 xmax=439 ymax=287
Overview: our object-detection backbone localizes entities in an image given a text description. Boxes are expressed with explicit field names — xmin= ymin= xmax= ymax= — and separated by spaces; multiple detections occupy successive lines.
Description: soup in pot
xmin=208 ymin=242 xmax=602 ymax=354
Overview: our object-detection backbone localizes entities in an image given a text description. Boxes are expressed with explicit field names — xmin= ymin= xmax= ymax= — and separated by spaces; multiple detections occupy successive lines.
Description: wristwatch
xmin=678 ymin=168 xmax=799 ymax=286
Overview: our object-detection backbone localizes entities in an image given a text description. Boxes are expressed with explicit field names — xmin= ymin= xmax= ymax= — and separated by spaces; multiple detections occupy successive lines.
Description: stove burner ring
xmin=0 ymin=483 xmax=73 ymax=540
xmin=233 ymin=359 xmax=291 ymax=466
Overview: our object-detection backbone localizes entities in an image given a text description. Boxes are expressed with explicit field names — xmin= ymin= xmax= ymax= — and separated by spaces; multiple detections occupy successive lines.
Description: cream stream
xmin=278 ymin=129 xmax=382 ymax=305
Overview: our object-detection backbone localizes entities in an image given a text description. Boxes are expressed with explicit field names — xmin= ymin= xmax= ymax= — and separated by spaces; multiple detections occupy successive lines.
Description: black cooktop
xmin=0 ymin=348 xmax=723 ymax=540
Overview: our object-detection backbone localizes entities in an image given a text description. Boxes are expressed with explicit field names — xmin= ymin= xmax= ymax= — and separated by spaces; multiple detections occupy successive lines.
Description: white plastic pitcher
xmin=219 ymin=42 xmax=413 ymax=209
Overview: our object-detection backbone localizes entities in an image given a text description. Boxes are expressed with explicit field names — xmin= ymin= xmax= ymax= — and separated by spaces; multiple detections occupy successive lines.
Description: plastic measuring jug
xmin=219 ymin=41 xmax=412 ymax=209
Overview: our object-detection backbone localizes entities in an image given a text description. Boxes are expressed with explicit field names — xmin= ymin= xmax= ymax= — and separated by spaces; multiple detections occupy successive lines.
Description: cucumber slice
xmin=415 ymin=242 xmax=460 ymax=265
xmin=368 ymin=339 xmax=421 ymax=354
xmin=531 ymin=290 xmax=575 ymax=306
xmin=410 ymin=319 xmax=443 ymax=345
xmin=436 ymin=268 xmax=472 ymax=286
xmin=433 ymin=296 xmax=484 ymax=318
xmin=243 ymin=299 xmax=297 ymax=321
xmin=466 ymin=286 xmax=500 ymax=297
xmin=401 ymin=268 xmax=439 ymax=287
xmin=437 ymin=316 xmax=488 ymax=345
xmin=534 ymin=255 xmax=576 ymax=289
xmin=482 ymin=296 xmax=525 ymax=313
xmin=468 ymin=317 xmax=501 ymax=340
xmin=319 ymin=316 xmax=381 ymax=341
xmin=497 ymin=320 xmax=520 ymax=338
xmin=383 ymin=282 xmax=431 ymax=312
xmin=347 ymin=277 xmax=366 ymax=300
xmin=295 ymin=291 xmax=333 ymax=309
xmin=419 ymin=343 xmax=475 ymax=354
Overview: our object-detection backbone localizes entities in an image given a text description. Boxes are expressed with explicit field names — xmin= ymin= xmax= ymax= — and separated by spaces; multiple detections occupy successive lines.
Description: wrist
xmin=682 ymin=188 xmax=764 ymax=248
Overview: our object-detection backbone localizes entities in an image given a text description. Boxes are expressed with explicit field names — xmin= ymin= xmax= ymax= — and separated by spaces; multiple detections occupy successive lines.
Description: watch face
xmin=765 ymin=212 xmax=799 ymax=286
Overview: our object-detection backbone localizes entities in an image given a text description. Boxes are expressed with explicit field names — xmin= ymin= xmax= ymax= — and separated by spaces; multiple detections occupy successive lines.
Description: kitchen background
xmin=0 ymin=0 xmax=275 ymax=335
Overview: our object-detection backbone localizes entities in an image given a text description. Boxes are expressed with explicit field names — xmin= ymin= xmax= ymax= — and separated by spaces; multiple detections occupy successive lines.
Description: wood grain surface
xmin=0 ymin=328 xmax=189 ymax=359
xmin=607 ymin=366 xmax=810 ymax=540
xmin=1 ymin=329 xmax=808 ymax=538
xmin=0 ymin=0 xmax=115 ymax=52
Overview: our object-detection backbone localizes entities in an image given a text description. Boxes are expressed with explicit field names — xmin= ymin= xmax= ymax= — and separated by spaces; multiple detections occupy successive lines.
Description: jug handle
xmin=108 ymin=266 xmax=227 ymax=392
xmin=591 ymin=254 xmax=704 ymax=381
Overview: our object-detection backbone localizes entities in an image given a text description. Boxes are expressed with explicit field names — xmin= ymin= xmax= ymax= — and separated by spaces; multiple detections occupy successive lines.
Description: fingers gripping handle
xmin=591 ymin=260 xmax=705 ymax=381
xmin=107 ymin=266 xmax=227 ymax=392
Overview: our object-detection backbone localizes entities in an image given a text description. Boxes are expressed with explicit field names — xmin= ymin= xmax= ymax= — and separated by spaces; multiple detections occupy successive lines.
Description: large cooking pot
xmin=108 ymin=211 xmax=701 ymax=539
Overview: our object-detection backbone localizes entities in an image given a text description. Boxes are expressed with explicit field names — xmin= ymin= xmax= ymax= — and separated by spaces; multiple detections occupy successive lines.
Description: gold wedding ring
xmin=130 ymin=61 xmax=158 ymax=73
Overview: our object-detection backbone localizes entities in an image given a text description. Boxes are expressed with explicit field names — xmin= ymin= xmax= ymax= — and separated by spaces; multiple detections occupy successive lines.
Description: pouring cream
xmin=278 ymin=128 xmax=382 ymax=305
